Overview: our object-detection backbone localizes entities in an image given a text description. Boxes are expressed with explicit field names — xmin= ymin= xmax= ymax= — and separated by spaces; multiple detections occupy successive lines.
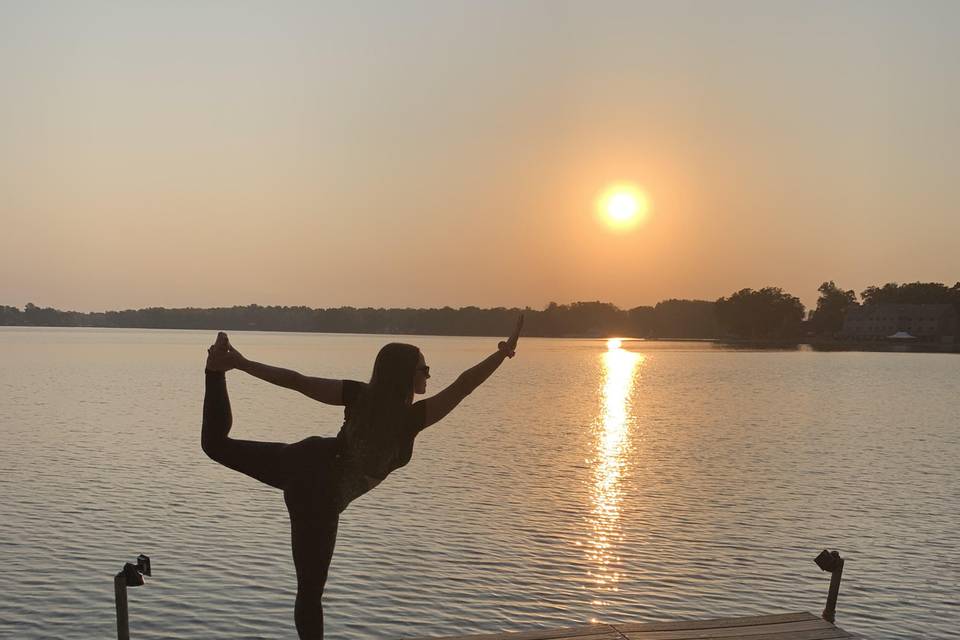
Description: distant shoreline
xmin=716 ymin=337 xmax=960 ymax=354
xmin=3 ymin=324 xmax=957 ymax=353
xmin=6 ymin=283 xmax=958 ymax=347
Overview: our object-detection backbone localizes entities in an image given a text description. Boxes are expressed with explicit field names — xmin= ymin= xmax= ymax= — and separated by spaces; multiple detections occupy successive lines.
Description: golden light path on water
xmin=586 ymin=338 xmax=642 ymax=606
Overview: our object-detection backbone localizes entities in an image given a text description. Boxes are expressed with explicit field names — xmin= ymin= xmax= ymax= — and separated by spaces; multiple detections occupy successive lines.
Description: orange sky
xmin=2 ymin=2 xmax=958 ymax=312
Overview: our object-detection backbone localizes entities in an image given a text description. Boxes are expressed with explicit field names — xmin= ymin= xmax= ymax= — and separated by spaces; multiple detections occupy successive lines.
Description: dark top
xmin=333 ymin=380 xmax=427 ymax=510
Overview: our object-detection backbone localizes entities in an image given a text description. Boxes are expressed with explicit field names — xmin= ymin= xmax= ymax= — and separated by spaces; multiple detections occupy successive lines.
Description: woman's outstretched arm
xmin=217 ymin=334 xmax=345 ymax=405
xmin=422 ymin=315 xmax=523 ymax=429
xmin=238 ymin=359 xmax=344 ymax=405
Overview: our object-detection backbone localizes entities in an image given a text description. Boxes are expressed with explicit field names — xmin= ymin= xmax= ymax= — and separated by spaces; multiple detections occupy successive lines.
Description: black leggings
xmin=202 ymin=371 xmax=340 ymax=639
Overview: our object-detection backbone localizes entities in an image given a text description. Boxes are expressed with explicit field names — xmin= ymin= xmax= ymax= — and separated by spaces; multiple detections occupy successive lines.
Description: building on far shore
xmin=842 ymin=303 xmax=958 ymax=341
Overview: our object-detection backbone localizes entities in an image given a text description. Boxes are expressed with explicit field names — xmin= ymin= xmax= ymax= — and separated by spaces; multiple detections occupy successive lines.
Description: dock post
xmin=114 ymin=572 xmax=129 ymax=640
xmin=114 ymin=554 xmax=152 ymax=640
xmin=814 ymin=549 xmax=844 ymax=623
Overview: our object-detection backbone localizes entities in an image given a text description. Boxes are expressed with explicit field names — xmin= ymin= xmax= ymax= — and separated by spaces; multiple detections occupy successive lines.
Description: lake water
xmin=1 ymin=328 xmax=957 ymax=639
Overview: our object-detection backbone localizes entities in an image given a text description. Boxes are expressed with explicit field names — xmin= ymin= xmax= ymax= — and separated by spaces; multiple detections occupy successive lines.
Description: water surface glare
xmin=1 ymin=328 xmax=957 ymax=639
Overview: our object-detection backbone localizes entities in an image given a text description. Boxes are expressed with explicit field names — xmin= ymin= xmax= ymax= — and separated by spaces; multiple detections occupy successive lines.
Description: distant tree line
xmin=2 ymin=281 xmax=956 ymax=339
xmin=0 ymin=300 xmax=716 ymax=338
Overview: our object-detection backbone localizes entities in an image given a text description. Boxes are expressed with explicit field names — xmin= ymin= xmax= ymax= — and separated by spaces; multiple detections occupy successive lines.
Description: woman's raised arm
xmin=422 ymin=315 xmax=523 ymax=428
xmin=218 ymin=334 xmax=346 ymax=405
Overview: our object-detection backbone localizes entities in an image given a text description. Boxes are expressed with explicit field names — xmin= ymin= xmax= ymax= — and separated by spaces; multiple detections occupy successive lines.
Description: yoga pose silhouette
xmin=201 ymin=317 xmax=523 ymax=638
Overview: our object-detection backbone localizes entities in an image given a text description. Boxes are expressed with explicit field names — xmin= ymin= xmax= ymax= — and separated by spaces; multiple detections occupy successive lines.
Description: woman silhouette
xmin=201 ymin=317 xmax=523 ymax=638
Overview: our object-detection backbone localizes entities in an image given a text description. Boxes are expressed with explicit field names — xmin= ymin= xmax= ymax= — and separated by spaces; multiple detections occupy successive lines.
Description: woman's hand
xmin=498 ymin=314 xmax=524 ymax=358
xmin=206 ymin=332 xmax=246 ymax=372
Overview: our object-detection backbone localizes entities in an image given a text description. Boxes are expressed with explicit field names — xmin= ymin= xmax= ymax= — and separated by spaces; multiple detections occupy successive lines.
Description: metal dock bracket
xmin=814 ymin=549 xmax=844 ymax=623
xmin=115 ymin=554 xmax=152 ymax=640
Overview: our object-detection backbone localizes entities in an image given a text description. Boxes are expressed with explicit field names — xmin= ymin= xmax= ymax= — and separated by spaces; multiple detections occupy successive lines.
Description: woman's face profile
xmin=413 ymin=352 xmax=429 ymax=395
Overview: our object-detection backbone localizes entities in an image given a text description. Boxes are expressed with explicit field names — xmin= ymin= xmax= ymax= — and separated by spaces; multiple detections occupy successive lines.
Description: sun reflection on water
xmin=585 ymin=338 xmax=642 ymax=596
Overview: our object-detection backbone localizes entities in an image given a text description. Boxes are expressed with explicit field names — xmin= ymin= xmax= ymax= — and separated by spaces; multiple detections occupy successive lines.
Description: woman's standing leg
xmin=282 ymin=436 xmax=342 ymax=639
xmin=285 ymin=490 xmax=339 ymax=639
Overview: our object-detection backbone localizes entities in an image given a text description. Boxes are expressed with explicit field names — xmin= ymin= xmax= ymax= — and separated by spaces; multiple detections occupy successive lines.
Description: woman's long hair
xmin=367 ymin=342 xmax=420 ymax=409
xmin=341 ymin=343 xmax=420 ymax=459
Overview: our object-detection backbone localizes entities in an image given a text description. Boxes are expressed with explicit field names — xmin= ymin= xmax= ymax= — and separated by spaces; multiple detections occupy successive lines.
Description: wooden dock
xmin=412 ymin=612 xmax=858 ymax=640
xmin=113 ymin=550 xmax=856 ymax=639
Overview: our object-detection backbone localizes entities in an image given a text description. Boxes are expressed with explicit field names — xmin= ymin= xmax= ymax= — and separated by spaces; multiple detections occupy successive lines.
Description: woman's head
xmin=369 ymin=342 xmax=429 ymax=403
xmin=341 ymin=343 xmax=429 ymax=449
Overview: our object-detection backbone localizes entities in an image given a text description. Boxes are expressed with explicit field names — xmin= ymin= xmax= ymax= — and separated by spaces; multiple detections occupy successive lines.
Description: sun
xmin=597 ymin=184 xmax=649 ymax=230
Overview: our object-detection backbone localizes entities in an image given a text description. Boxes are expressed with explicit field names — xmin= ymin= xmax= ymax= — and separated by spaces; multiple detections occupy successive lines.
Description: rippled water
xmin=1 ymin=328 xmax=957 ymax=639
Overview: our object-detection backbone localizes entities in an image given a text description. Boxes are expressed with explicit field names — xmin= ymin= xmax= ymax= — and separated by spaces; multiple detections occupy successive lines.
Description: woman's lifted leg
xmin=202 ymin=334 xmax=291 ymax=490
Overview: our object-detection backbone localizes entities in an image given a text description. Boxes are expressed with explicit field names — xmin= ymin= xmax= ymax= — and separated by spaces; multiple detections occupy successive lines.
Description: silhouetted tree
xmin=715 ymin=287 xmax=805 ymax=339
xmin=627 ymin=305 xmax=656 ymax=337
xmin=0 ymin=305 xmax=23 ymax=325
xmin=810 ymin=281 xmax=857 ymax=335
xmin=649 ymin=299 xmax=718 ymax=338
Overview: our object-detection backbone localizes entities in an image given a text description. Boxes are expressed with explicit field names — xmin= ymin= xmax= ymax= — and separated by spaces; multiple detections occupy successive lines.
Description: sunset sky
xmin=2 ymin=1 xmax=958 ymax=312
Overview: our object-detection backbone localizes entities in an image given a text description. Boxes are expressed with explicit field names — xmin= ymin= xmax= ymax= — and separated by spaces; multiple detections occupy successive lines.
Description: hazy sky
xmin=2 ymin=1 xmax=958 ymax=312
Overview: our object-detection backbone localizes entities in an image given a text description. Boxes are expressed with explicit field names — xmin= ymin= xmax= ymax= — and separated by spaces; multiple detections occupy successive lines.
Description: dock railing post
xmin=114 ymin=572 xmax=129 ymax=640
xmin=814 ymin=549 xmax=844 ymax=623
xmin=115 ymin=554 xmax=152 ymax=640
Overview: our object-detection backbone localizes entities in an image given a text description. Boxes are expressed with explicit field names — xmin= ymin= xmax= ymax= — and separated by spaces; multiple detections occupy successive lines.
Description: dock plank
xmin=616 ymin=613 xmax=819 ymax=633
xmin=620 ymin=619 xmax=842 ymax=639
xmin=621 ymin=626 xmax=849 ymax=640
xmin=411 ymin=612 xmax=857 ymax=640
xmin=407 ymin=623 xmax=620 ymax=640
